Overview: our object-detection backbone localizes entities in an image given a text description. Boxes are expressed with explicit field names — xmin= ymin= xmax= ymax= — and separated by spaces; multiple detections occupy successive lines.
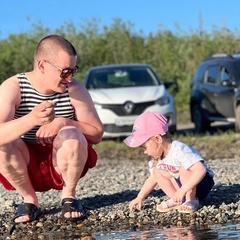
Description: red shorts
xmin=0 ymin=142 xmax=97 ymax=192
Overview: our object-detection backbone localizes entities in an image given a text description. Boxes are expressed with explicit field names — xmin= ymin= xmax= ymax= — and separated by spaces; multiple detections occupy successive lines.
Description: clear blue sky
xmin=1 ymin=0 xmax=240 ymax=39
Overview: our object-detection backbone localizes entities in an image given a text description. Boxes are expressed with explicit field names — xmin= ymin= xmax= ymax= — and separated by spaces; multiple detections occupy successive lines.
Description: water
xmin=43 ymin=224 xmax=240 ymax=239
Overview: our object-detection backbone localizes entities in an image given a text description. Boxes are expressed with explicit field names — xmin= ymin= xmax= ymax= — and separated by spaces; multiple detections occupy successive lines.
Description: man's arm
xmin=68 ymin=80 xmax=104 ymax=144
xmin=0 ymin=77 xmax=55 ymax=146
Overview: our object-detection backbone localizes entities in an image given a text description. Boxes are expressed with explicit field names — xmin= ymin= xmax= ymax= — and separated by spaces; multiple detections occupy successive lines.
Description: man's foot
xmin=156 ymin=198 xmax=179 ymax=213
xmin=61 ymin=198 xmax=86 ymax=221
xmin=13 ymin=203 xmax=42 ymax=223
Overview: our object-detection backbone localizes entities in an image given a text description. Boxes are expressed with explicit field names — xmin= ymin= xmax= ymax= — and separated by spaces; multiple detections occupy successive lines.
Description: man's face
xmin=41 ymin=51 xmax=77 ymax=93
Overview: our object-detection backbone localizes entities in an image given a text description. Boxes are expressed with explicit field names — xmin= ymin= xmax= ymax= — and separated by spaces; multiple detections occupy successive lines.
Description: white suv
xmin=84 ymin=63 xmax=177 ymax=138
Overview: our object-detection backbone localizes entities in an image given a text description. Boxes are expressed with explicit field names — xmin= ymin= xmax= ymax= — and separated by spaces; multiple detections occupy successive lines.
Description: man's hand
xmin=29 ymin=101 xmax=56 ymax=145
xmin=30 ymin=101 xmax=55 ymax=126
xmin=36 ymin=118 xmax=66 ymax=146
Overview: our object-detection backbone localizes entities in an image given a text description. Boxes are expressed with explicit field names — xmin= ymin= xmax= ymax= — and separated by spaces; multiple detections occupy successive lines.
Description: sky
xmin=1 ymin=0 xmax=240 ymax=39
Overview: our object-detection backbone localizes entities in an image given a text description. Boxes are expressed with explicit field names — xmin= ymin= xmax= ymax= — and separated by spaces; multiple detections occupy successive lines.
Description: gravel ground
xmin=1 ymin=147 xmax=240 ymax=239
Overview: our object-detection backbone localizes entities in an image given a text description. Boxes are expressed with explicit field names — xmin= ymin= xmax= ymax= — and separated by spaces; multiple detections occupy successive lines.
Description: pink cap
xmin=123 ymin=111 xmax=168 ymax=148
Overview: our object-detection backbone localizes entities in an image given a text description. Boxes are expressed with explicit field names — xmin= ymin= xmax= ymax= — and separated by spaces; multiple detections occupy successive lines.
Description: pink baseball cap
xmin=123 ymin=111 xmax=168 ymax=148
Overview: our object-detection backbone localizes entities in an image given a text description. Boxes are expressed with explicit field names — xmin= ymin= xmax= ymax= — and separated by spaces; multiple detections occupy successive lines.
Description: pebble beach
xmin=1 ymin=142 xmax=240 ymax=239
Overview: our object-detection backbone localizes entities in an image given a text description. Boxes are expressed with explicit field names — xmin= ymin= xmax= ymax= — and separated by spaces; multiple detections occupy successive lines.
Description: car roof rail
xmin=204 ymin=53 xmax=233 ymax=61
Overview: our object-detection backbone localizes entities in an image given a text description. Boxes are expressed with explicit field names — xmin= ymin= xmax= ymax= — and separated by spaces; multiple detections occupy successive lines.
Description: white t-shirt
xmin=148 ymin=140 xmax=214 ymax=178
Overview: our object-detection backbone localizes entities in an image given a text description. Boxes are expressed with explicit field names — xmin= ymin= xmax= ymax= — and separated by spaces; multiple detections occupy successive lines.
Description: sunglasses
xmin=44 ymin=60 xmax=79 ymax=78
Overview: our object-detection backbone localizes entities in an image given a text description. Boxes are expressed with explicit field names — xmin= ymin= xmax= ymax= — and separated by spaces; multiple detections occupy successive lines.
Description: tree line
xmin=1 ymin=19 xmax=240 ymax=122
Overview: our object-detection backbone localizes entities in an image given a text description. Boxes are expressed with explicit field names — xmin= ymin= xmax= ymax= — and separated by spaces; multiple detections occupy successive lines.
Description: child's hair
xmin=153 ymin=132 xmax=172 ymax=165
xmin=161 ymin=132 xmax=172 ymax=140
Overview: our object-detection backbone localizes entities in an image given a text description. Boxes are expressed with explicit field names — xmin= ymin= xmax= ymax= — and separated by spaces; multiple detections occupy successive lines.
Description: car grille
xmin=104 ymin=124 xmax=133 ymax=133
xmin=101 ymin=101 xmax=155 ymax=116
xmin=104 ymin=116 xmax=171 ymax=133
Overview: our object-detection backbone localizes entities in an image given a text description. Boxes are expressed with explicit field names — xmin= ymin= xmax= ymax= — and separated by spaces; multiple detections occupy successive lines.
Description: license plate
xmin=115 ymin=117 xmax=136 ymax=126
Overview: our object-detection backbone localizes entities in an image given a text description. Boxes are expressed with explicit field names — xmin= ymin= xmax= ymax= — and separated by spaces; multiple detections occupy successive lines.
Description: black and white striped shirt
xmin=14 ymin=73 xmax=75 ymax=143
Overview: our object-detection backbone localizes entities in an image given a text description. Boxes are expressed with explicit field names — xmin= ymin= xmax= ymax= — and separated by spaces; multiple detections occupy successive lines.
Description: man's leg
xmin=0 ymin=139 xmax=39 ymax=223
xmin=52 ymin=126 xmax=88 ymax=219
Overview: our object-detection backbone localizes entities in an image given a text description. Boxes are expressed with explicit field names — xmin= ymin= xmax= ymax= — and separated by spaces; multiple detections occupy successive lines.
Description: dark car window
xmin=206 ymin=65 xmax=219 ymax=84
xmin=220 ymin=66 xmax=230 ymax=82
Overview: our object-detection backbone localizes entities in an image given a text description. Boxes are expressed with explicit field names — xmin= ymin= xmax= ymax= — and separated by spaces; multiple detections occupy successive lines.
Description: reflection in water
xmin=95 ymin=227 xmax=215 ymax=240
xmin=44 ymin=224 xmax=240 ymax=240
xmin=211 ymin=224 xmax=240 ymax=239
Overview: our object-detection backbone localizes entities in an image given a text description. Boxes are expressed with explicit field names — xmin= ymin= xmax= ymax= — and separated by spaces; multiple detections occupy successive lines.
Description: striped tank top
xmin=14 ymin=73 xmax=75 ymax=143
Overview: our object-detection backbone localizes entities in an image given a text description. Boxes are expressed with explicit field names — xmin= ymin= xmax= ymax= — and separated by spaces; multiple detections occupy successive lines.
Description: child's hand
xmin=129 ymin=198 xmax=142 ymax=211
xmin=172 ymin=188 xmax=186 ymax=203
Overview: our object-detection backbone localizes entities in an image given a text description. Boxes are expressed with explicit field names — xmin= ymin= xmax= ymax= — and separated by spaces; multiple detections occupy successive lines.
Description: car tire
xmin=192 ymin=105 xmax=211 ymax=133
xmin=235 ymin=105 xmax=240 ymax=132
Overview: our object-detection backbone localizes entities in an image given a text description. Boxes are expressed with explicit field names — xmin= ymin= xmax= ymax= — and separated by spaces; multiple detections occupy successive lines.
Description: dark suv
xmin=190 ymin=53 xmax=240 ymax=133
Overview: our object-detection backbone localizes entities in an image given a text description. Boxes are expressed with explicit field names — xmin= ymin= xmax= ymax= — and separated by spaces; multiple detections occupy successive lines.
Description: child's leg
xmin=179 ymin=166 xmax=214 ymax=201
xmin=153 ymin=168 xmax=181 ymax=212
xmin=178 ymin=166 xmax=198 ymax=201
xmin=153 ymin=168 xmax=180 ymax=199
xmin=177 ymin=167 xmax=214 ymax=213
xmin=175 ymin=167 xmax=199 ymax=213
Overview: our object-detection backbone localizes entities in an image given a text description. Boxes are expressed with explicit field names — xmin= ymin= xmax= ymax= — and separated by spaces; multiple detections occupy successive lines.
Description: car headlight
xmin=155 ymin=96 xmax=170 ymax=106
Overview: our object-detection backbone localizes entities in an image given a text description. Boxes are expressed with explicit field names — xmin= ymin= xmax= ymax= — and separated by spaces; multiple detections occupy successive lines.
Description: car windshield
xmin=86 ymin=67 xmax=160 ymax=89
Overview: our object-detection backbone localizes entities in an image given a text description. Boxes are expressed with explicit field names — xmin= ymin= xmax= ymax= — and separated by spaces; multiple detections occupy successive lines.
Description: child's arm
xmin=129 ymin=174 xmax=157 ymax=211
xmin=173 ymin=161 xmax=207 ymax=202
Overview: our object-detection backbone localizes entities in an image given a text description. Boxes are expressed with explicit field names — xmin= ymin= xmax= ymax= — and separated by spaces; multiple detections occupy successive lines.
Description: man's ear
xmin=37 ymin=60 xmax=45 ymax=73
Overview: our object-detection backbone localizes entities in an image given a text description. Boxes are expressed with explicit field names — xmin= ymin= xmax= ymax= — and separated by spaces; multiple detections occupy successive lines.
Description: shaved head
xmin=34 ymin=35 xmax=77 ymax=63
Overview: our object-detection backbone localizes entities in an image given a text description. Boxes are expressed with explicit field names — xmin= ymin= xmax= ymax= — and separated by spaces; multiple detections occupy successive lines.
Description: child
xmin=124 ymin=111 xmax=214 ymax=213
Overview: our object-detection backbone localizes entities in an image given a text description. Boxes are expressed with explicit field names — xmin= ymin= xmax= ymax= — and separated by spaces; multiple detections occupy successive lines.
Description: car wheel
xmin=235 ymin=105 xmax=240 ymax=132
xmin=192 ymin=105 xmax=210 ymax=133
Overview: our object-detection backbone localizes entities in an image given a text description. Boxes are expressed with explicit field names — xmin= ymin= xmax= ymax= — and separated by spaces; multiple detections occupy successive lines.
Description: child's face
xmin=140 ymin=135 xmax=163 ymax=159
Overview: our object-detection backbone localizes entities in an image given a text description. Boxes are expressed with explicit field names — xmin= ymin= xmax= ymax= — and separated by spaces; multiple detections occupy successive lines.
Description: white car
xmin=84 ymin=64 xmax=177 ymax=138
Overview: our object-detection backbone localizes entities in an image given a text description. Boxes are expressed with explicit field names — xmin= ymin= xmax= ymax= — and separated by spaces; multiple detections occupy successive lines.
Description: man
xmin=0 ymin=35 xmax=104 ymax=223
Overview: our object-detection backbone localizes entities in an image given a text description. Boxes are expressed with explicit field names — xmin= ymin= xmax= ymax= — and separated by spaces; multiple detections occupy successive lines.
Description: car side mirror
xmin=163 ymin=81 xmax=173 ymax=89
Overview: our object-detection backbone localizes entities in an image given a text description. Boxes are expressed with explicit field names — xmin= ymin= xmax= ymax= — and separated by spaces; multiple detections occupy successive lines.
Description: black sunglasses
xmin=44 ymin=60 xmax=79 ymax=78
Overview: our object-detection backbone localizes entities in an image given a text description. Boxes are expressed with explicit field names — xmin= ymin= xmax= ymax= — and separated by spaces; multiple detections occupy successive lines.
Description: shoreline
xmin=1 ymin=156 xmax=240 ymax=239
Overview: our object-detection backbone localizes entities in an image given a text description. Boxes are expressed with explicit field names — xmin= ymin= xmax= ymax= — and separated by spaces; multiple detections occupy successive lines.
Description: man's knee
xmin=55 ymin=127 xmax=87 ymax=148
xmin=55 ymin=127 xmax=88 ymax=163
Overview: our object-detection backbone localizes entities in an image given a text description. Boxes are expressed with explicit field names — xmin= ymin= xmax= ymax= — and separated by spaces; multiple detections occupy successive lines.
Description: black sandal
xmin=12 ymin=203 xmax=42 ymax=224
xmin=61 ymin=198 xmax=86 ymax=221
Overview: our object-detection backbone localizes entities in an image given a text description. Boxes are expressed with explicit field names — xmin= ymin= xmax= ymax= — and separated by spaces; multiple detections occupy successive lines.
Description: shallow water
xmin=44 ymin=223 xmax=240 ymax=239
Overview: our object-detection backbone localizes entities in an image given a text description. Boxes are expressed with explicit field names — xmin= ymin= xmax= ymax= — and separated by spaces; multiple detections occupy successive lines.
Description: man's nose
xmin=65 ymin=74 xmax=73 ymax=82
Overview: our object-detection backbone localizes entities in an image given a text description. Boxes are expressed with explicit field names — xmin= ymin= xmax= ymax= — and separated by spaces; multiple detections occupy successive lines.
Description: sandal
xmin=178 ymin=199 xmax=199 ymax=214
xmin=61 ymin=198 xmax=86 ymax=221
xmin=12 ymin=203 xmax=42 ymax=224
xmin=156 ymin=198 xmax=179 ymax=213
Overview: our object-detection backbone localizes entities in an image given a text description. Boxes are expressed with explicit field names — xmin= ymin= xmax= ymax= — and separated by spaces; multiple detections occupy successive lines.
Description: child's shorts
xmin=175 ymin=172 xmax=214 ymax=201
xmin=0 ymin=142 xmax=97 ymax=192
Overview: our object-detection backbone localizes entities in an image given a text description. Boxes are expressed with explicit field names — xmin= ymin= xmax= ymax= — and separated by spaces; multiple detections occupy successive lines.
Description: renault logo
xmin=124 ymin=101 xmax=134 ymax=114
